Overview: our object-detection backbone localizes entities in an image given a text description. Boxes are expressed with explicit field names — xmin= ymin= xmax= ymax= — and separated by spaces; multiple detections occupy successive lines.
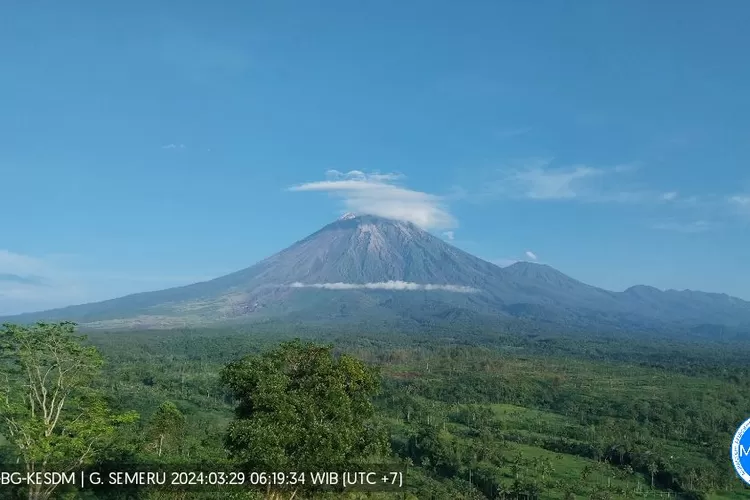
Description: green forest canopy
xmin=1 ymin=321 xmax=749 ymax=499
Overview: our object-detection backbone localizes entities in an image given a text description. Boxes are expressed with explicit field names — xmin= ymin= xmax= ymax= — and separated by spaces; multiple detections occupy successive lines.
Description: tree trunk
xmin=27 ymin=483 xmax=50 ymax=500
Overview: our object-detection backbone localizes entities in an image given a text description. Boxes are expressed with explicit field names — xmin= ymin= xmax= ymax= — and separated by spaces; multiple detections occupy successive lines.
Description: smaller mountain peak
xmin=504 ymin=261 xmax=575 ymax=281
xmin=624 ymin=284 xmax=662 ymax=294
xmin=338 ymin=212 xmax=357 ymax=220
xmin=506 ymin=261 xmax=551 ymax=271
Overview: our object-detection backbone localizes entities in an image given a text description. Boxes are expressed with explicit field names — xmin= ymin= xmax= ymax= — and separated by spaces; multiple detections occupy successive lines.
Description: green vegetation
xmin=222 ymin=340 xmax=388 ymax=498
xmin=0 ymin=322 xmax=138 ymax=500
xmin=1 ymin=322 xmax=750 ymax=499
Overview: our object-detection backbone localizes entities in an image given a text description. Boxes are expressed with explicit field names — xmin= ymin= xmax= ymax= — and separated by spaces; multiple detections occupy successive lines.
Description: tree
xmin=146 ymin=401 xmax=185 ymax=457
xmin=580 ymin=465 xmax=593 ymax=481
xmin=647 ymin=461 xmax=658 ymax=489
xmin=221 ymin=339 xmax=388 ymax=500
xmin=510 ymin=451 xmax=524 ymax=480
xmin=538 ymin=457 xmax=554 ymax=482
xmin=0 ymin=322 xmax=138 ymax=500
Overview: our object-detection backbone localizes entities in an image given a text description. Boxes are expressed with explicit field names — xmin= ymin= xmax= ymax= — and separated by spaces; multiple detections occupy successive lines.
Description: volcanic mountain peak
xmin=273 ymin=213 xmax=499 ymax=287
xmin=326 ymin=213 xmax=417 ymax=229
xmin=3 ymin=214 xmax=750 ymax=335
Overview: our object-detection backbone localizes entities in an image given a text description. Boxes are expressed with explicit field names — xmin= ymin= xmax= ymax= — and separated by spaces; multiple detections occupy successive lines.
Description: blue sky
xmin=2 ymin=0 xmax=749 ymax=314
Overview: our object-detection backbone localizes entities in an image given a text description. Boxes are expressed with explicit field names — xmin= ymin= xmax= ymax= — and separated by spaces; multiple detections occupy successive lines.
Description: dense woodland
xmin=2 ymin=321 xmax=750 ymax=499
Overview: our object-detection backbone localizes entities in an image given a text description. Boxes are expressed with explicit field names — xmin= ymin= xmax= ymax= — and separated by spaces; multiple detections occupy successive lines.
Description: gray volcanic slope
xmin=4 ymin=214 xmax=750 ymax=332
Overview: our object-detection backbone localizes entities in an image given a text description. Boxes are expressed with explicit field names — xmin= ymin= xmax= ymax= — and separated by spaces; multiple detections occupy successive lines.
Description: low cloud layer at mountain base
xmin=288 ymin=281 xmax=479 ymax=293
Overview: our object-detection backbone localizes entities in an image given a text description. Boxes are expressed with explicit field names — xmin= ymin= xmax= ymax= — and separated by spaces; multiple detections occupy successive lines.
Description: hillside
xmin=3 ymin=214 xmax=750 ymax=334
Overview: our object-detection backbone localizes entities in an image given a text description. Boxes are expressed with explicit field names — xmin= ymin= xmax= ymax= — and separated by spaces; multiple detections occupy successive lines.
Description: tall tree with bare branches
xmin=0 ymin=322 xmax=138 ymax=500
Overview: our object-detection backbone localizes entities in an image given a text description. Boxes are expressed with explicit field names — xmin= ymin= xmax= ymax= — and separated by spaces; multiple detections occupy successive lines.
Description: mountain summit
xmin=4 ymin=214 xmax=750 ymax=333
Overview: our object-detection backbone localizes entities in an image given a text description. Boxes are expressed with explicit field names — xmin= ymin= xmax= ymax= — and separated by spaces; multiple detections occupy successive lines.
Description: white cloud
xmin=507 ymin=162 xmax=603 ymax=200
xmin=662 ymin=191 xmax=678 ymax=201
xmin=0 ymin=250 xmax=46 ymax=275
xmin=442 ymin=231 xmax=455 ymax=241
xmin=727 ymin=195 xmax=750 ymax=218
xmin=289 ymin=170 xmax=456 ymax=230
xmin=724 ymin=193 xmax=750 ymax=217
xmin=288 ymin=281 xmax=478 ymax=293
xmin=490 ymin=160 xmax=670 ymax=204
xmin=525 ymin=250 xmax=538 ymax=261
xmin=162 ymin=143 xmax=185 ymax=150
xmin=730 ymin=195 xmax=750 ymax=207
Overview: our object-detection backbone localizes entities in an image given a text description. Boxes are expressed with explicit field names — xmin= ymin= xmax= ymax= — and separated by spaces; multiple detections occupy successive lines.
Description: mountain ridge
xmin=3 ymin=214 xmax=749 ymax=334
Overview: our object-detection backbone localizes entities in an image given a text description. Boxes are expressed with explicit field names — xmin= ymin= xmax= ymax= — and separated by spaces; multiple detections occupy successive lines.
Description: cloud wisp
xmin=289 ymin=170 xmax=456 ymax=230
xmin=0 ymin=273 xmax=46 ymax=286
xmin=474 ymin=159 xmax=750 ymax=230
xmin=0 ymin=250 xmax=86 ymax=315
xmin=729 ymin=195 xmax=750 ymax=213
xmin=0 ymin=249 xmax=226 ymax=316
xmin=0 ymin=249 xmax=46 ymax=275
xmin=487 ymin=160 xmax=677 ymax=204
xmin=288 ymin=281 xmax=478 ymax=293
xmin=489 ymin=160 xmax=605 ymax=200
xmin=525 ymin=250 xmax=538 ymax=261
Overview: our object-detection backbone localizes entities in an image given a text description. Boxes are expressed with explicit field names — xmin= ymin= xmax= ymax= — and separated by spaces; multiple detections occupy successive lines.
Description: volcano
xmin=4 ymin=214 xmax=750 ymax=334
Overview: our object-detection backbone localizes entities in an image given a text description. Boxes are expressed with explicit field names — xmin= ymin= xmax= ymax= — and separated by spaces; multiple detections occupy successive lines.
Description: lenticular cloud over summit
xmin=289 ymin=281 xmax=478 ymax=293
xmin=288 ymin=170 xmax=456 ymax=230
